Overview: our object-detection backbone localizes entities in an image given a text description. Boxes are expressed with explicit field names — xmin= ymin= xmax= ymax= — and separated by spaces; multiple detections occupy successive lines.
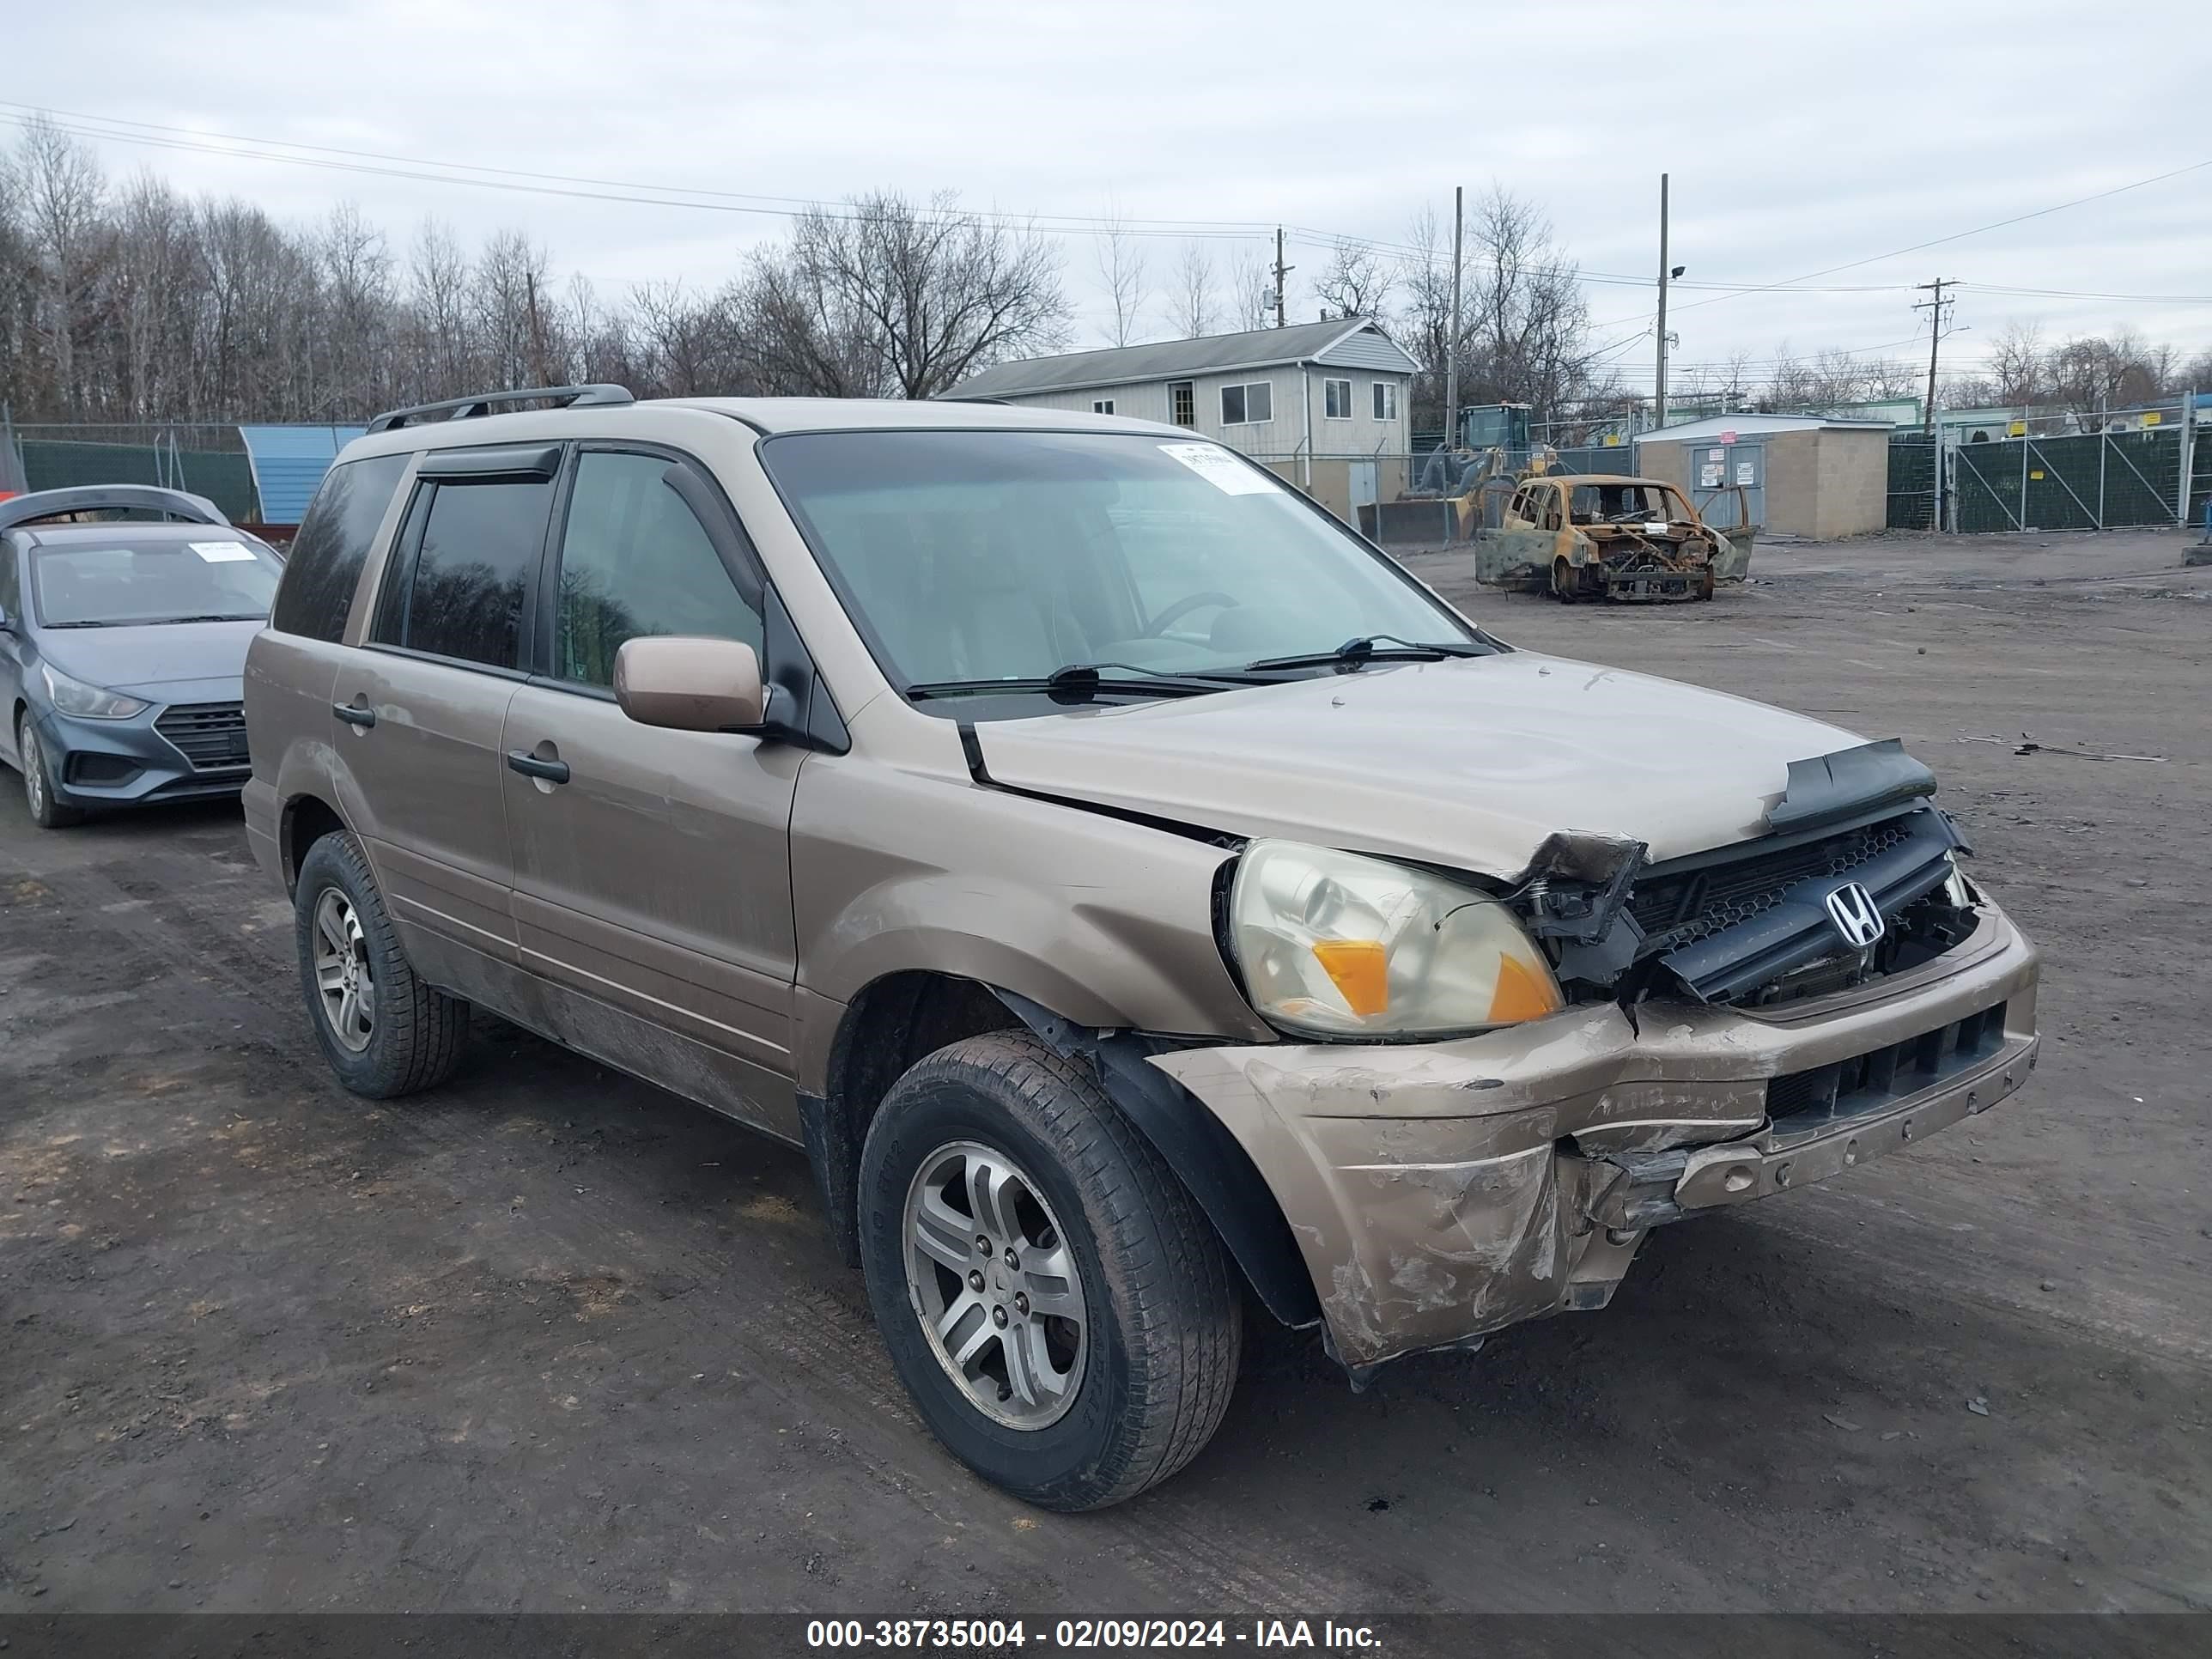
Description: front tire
xmin=859 ymin=1031 xmax=1242 ymax=1510
xmin=1551 ymin=557 xmax=1580 ymax=604
xmin=17 ymin=719 xmax=84 ymax=828
xmin=293 ymin=831 xmax=469 ymax=1097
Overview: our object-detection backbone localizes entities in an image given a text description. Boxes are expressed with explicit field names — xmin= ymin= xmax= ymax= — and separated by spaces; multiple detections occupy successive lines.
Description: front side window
xmin=28 ymin=534 xmax=282 ymax=629
xmin=0 ymin=545 xmax=19 ymax=617
xmin=761 ymin=430 xmax=1475 ymax=706
xmin=1322 ymin=379 xmax=1352 ymax=420
xmin=1372 ymin=381 xmax=1400 ymax=422
xmin=553 ymin=451 xmax=762 ymax=687
xmin=1220 ymin=382 xmax=1273 ymax=426
xmin=374 ymin=477 xmax=552 ymax=668
xmin=271 ymin=453 xmax=410 ymax=642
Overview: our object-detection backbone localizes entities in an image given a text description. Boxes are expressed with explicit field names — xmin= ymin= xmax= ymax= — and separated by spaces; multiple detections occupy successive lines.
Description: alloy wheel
xmin=21 ymin=727 xmax=46 ymax=817
xmin=312 ymin=887 xmax=375 ymax=1053
xmin=902 ymin=1139 xmax=1088 ymax=1430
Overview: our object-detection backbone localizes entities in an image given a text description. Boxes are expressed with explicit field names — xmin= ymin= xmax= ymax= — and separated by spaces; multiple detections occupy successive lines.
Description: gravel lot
xmin=3 ymin=528 xmax=2208 ymax=1617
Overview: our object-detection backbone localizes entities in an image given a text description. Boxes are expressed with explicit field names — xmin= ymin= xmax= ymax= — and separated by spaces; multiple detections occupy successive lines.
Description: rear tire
xmin=16 ymin=718 xmax=83 ymax=829
xmin=1551 ymin=557 xmax=1580 ymax=604
xmin=859 ymin=1030 xmax=1242 ymax=1510
xmin=294 ymin=830 xmax=469 ymax=1097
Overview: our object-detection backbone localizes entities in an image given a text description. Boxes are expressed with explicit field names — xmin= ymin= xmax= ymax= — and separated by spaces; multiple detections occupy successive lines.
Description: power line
xmin=1657 ymin=155 xmax=2212 ymax=319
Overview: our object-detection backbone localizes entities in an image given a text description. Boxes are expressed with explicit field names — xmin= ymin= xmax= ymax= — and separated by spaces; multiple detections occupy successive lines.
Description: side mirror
xmin=613 ymin=635 xmax=766 ymax=732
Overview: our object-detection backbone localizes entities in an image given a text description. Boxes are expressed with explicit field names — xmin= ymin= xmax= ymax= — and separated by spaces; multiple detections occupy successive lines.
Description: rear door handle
xmin=333 ymin=702 xmax=375 ymax=728
xmin=507 ymin=749 xmax=570 ymax=784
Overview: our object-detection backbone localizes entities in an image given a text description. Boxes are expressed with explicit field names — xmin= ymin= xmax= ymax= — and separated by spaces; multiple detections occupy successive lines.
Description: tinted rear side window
xmin=270 ymin=453 xmax=410 ymax=642
xmin=374 ymin=478 xmax=552 ymax=669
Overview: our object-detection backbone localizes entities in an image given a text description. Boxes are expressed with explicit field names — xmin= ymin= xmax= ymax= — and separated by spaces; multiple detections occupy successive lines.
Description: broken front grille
xmin=155 ymin=702 xmax=250 ymax=772
xmin=1632 ymin=806 xmax=1961 ymax=1005
xmin=1767 ymin=1000 xmax=2010 ymax=1128
xmin=1630 ymin=815 xmax=1918 ymax=954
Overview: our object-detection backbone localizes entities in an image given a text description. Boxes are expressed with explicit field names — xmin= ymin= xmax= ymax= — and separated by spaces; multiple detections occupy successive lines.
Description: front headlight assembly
xmin=39 ymin=660 xmax=149 ymax=720
xmin=1226 ymin=840 xmax=1565 ymax=1039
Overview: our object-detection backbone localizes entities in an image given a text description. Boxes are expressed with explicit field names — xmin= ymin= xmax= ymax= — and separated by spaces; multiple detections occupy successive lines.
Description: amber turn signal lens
xmin=1487 ymin=953 xmax=1563 ymax=1024
xmin=1310 ymin=939 xmax=1389 ymax=1017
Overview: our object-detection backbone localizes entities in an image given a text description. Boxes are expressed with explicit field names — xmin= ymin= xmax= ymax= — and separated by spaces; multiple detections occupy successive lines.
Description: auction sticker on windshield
xmin=190 ymin=541 xmax=259 ymax=562
xmin=1158 ymin=441 xmax=1279 ymax=495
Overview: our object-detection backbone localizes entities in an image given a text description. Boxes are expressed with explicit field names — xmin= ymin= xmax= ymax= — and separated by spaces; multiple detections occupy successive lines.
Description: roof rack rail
xmin=366 ymin=383 xmax=635 ymax=434
xmin=0 ymin=484 xmax=230 ymax=535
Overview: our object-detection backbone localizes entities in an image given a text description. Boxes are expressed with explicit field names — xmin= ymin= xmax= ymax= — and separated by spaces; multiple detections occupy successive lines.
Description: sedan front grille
xmin=155 ymin=702 xmax=250 ymax=772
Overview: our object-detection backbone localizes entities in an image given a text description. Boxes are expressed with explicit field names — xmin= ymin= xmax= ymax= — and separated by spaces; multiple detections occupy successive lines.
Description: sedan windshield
xmin=760 ymin=430 xmax=1479 ymax=694
xmin=30 ymin=535 xmax=282 ymax=628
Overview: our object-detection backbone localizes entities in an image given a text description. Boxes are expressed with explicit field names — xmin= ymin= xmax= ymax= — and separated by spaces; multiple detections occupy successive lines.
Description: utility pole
xmin=1272 ymin=228 xmax=1292 ymax=329
xmin=1446 ymin=185 xmax=1463 ymax=449
xmin=1655 ymin=173 xmax=1671 ymax=429
xmin=1916 ymin=277 xmax=1955 ymax=438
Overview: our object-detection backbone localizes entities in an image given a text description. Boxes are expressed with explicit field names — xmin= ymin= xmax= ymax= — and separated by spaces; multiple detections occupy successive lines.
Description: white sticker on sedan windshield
xmin=190 ymin=541 xmax=258 ymax=562
xmin=1158 ymin=442 xmax=1280 ymax=495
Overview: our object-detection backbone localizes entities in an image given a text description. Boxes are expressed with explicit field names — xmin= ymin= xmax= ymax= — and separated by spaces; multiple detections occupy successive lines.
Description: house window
xmin=1220 ymin=381 xmax=1273 ymax=426
xmin=1092 ymin=398 xmax=1115 ymax=415
xmin=1322 ymin=378 xmax=1352 ymax=420
xmin=1169 ymin=381 xmax=1195 ymax=427
xmin=1372 ymin=381 xmax=1400 ymax=422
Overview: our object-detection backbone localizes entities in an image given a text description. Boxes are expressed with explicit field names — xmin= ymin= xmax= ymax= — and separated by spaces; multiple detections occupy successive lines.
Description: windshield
xmin=760 ymin=430 xmax=1475 ymax=692
xmin=29 ymin=535 xmax=282 ymax=628
xmin=1568 ymin=482 xmax=1690 ymax=525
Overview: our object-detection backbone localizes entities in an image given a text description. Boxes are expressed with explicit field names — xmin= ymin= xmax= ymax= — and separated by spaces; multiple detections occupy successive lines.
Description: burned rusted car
xmin=1476 ymin=473 xmax=1753 ymax=602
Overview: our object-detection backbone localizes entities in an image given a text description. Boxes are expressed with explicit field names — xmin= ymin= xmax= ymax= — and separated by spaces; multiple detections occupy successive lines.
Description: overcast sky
xmin=8 ymin=0 xmax=2209 ymax=390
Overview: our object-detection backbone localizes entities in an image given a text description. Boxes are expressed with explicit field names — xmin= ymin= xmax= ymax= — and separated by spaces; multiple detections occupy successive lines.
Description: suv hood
xmin=972 ymin=652 xmax=1869 ymax=876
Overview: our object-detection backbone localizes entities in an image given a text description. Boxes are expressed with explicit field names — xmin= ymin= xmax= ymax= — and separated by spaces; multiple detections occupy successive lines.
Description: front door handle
xmin=507 ymin=749 xmax=571 ymax=785
xmin=333 ymin=701 xmax=375 ymax=728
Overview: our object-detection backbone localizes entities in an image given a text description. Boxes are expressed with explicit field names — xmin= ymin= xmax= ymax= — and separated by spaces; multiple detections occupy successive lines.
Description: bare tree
xmin=1395 ymin=205 xmax=1459 ymax=427
xmin=1166 ymin=240 xmax=1216 ymax=338
xmin=403 ymin=218 xmax=473 ymax=399
xmin=791 ymin=191 xmax=1070 ymax=398
xmin=1459 ymin=187 xmax=1601 ymax=415
xmin=1315 ymin=235 xmax=1390 ymax=320
xmin=1984 ymin=319 xmax=2046 ymax=406
xmin=1093 ymin=204 xmax=1148 ymax=347
xmin=734 ymin=241 xmax=880 ymax=397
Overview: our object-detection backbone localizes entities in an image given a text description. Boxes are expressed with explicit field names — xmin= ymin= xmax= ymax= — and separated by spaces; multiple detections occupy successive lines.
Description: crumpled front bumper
xmin=1150 ymin=907 xmax=2040 ymax=1372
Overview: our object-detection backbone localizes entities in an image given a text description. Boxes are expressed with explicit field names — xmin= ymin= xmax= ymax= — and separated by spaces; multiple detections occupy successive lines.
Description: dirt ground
xmin=2 ymin=528 xmax=2209 ymax=1618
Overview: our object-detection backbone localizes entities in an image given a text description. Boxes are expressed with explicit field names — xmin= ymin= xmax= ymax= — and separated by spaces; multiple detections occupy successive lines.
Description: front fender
xmin=788 ymin=745 xmax=1274 ymax=1093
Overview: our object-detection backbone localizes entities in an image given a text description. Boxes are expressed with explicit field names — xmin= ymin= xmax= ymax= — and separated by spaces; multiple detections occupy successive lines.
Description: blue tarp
xmin=238 ymin=424 xmax=366 ymax=523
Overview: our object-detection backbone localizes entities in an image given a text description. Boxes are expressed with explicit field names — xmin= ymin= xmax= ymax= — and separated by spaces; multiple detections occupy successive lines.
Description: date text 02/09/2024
xmin=805 ymin=1620 xmax=1383 ymax=1650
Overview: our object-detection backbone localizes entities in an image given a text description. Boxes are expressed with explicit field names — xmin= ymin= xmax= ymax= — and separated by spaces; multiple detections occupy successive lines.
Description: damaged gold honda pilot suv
xmin=245 ymin=386 xmax=2040 ymax=1510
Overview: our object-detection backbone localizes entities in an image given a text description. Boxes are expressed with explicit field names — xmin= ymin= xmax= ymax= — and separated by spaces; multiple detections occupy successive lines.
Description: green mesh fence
xmin=1950 ymin=431 xmax=2182 ymax=534
xmin=16 ymin=441 xmax=259 ymax=522
xmin=1887 ymin=436 xmax=1937 ymax=529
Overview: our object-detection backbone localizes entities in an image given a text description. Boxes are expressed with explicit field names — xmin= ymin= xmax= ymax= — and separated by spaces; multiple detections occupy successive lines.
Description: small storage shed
xmin=238 ymin=425 xmax=368 ymax=525
xmin=1637 ymin=414 xmax=1890 ymax=539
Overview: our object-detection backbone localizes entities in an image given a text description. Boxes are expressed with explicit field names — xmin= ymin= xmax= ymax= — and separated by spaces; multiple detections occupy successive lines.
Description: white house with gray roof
xmin=947 ymin=320 xmax=1420 ymax=489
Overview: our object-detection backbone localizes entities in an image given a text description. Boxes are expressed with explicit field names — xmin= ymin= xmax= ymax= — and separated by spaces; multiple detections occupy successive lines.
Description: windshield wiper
xmin=144 ymin=612 xmax=267 ymax=624
xmin=41 ymin=619 xmax=129 ymax=629
xmin=1243 ymin=633 xmax=1488 ymax=673
xmin=906 ymin=661 xmax=1234 ymax=705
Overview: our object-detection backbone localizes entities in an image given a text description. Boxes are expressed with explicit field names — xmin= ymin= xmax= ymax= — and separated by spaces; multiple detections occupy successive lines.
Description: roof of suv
xmin=350 ymin=395 xmax=1182 ymax=454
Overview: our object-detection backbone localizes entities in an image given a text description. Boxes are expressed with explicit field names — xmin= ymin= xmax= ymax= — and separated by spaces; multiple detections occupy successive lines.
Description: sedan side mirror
xmin=613 ymin=635 xmax=767 ymax=732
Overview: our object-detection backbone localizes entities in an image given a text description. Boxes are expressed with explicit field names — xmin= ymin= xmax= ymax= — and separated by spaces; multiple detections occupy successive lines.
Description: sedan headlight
xmin=1227 ymin=840 xmax=1564 ymax=1038
xmin=40 ymin=660 xmax=149 ymax=720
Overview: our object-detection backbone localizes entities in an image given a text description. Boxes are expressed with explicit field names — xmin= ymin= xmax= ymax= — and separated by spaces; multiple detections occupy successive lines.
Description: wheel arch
xmin=802 ymin=969 xmax=1319 ymax=1331
xmin=279 ymin=791 xmax=352 ymax=894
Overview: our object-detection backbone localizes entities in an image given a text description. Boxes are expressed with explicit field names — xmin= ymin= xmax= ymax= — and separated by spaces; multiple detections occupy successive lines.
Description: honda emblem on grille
xmin=1825 ymin=881 xmax=1886 ymax=947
